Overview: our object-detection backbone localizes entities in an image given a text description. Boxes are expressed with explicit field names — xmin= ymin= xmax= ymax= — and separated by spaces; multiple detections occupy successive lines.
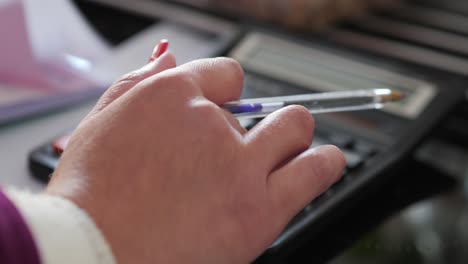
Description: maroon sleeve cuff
xmin=0 ymin=189 xmax=41 ymax=264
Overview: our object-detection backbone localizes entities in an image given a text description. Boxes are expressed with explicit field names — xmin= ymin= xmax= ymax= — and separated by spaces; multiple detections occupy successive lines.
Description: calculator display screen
xmin=230 ymin=32 xmax=437 ymax=119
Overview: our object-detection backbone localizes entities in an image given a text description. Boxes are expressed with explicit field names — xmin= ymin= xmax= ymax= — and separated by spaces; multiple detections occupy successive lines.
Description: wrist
xmin=6 ymin=188 xmax=116 ymax=264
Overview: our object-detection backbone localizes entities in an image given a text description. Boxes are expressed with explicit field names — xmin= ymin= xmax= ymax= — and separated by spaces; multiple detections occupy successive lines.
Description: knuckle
xmin=284 ymin=105 xmax=315 ymax=145
xmin=309 ymin=152 xmax=333 ymax=185
xmin=289 ymin=106 xmax=314 ymax=129
xmin=312 ymin=145 xmax=345 ymax=185
xmin=181 ymin=57 xmax=245 ymax=98
xmin=148 ymin=71 xmax=199 ymax=97
xmin=193 ymin=100 xmax=220 ymax=118
xmin=190 ymin=99 xmax=228 ymax=132
xmin=287 ymin=105 xmax=314 ymax=122
xmin=115 ymin=71 xmax=141 ymax=85
xmin=220 ymin=57 xmax=244 ymax=79
xmin=172 ymin=71 xmax=199 ymax=92
xmin=220 ymin=57 xmax=244 ymax=89
xmin=329 ymin=145 xmax=346 ymax=170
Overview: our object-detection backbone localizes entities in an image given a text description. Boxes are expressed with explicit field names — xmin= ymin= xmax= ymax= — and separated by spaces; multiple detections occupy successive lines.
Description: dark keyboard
xmin=240 ymin=72 xmax=379 ymax=230
xmin=227 ymin=30 xmax=464 ymax=260
xmin=227 ymin=2 xmax=468 ymax=262
xmin=283 ymin=131 xmax=373 ymax=227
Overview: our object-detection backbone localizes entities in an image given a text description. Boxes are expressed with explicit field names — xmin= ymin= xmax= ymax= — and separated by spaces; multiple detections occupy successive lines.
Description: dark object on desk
xmin=29 ymin=143 xmax=59 ymax=182
xmin=72 ymin=0 xmax=156 ymax=45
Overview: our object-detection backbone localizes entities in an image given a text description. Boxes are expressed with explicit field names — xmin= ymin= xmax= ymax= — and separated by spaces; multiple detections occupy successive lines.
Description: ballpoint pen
xmin=222 ymin=88 xmax=404 ymax=119
xmin=53 ymin=38 xmax=403 ymax=154
xmin=52 ymin=88 xmax=403 ymax=153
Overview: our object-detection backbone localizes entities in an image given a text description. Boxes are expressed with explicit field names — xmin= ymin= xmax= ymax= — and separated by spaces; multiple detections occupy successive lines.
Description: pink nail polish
xmin=52 ymin=133 xmax=71 ymax=154
xmin=148 ymin=39 xmax=169 ymax=62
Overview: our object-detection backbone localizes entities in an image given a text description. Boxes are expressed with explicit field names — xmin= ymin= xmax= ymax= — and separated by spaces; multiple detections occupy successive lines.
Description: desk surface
xmin=0 ymin=100 xmax=96 ymax=192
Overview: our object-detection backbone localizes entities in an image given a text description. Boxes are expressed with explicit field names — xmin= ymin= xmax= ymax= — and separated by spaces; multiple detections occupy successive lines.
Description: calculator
xmin=322 ymin=0 xmax=468 ymax=149
xmin=28 ymin=1 xmax=468 ymax=263
xmin=228 ymin=31 xmax=465 ymax=263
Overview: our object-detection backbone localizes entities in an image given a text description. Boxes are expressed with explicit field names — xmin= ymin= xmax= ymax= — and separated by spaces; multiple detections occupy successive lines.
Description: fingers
xmin=177 ymin=57 xmax=244 ymax=105
xmin=268 ymin=145 xmax=346 ymax=221
xmin=136 ymin=57 xmax=245 ymax=134
xmin=175 ymin=58 xmax=245 ymax=134
xmin=245 ymin=105 xmax=315 ymax=171
xmin=88 ymin=52 xmax=176 ymax=118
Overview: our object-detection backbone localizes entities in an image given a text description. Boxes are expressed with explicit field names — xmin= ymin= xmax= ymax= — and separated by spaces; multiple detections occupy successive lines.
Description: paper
xmin=22 ymin=0 xmax=111 ymax=63
xmin=0 ymin=0 xmax=113 ymax=94
xmin=0 ymin=85 xmax=46 ymax=105
xmin=0 ymin=0 xmax=51 ymax=89
xmin=0 ymin=0 xmax=231 ymax=120
xmin=0 ymin=0 xmax=14 ymax=8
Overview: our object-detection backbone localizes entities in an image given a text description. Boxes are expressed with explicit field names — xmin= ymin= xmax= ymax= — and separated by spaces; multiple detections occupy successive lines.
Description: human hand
xmin=46 ymin=50 xmax=345 ymax=263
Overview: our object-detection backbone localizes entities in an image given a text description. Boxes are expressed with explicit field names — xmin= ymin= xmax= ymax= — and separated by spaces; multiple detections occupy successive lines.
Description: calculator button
xmin=343 ymin=150 xmax=364 ymax=169
xmin=310 ymin=137 xmax=328 ymax=148
xmin=327 ymin=133 xmax=354 ymax=149
xmin=353 ymin=141 xmax=377 ymax=157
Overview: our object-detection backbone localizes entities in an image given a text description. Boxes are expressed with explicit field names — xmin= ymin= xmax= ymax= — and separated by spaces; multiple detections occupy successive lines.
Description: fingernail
xmin=52 ymin=133 xmax=72 ymax=154
xmin=148 ymin=39 xmax=169 ymax=63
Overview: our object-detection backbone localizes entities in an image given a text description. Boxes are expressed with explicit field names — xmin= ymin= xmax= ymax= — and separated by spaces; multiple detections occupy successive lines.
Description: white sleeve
xmin=5 ymin=188 xmax=116 ymax=264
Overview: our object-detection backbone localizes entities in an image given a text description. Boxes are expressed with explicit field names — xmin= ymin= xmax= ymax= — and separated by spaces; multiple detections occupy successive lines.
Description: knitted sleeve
xmin=5 ymin=188 xmax=116 ymax=264
xmin=0 ymin=189 xmax=41 ymax=264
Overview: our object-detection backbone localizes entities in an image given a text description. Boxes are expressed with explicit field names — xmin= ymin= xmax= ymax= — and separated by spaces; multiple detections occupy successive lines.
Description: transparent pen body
xmin=223 ymin=89 xmax=394 ymax=119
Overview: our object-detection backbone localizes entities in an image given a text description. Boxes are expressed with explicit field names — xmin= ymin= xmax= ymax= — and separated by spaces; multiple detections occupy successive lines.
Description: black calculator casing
xmin=235 ymin=29 xmax=465 ymax=263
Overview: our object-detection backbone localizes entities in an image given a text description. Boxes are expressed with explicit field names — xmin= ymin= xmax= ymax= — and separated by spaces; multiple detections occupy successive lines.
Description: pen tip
xmin=376 ymin=88 xmax=405 ymax=102
xmin=381 ymin=89 xmax=405 ymax=102
xmin=390 ymin=90 xmax=405 ymax=101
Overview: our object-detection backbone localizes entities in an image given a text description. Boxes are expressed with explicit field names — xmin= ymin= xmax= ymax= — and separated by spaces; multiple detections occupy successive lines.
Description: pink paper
xmin=0 ymin=0 xmax=52 ymax=89
xmin=0 ymin=0 xmax=102 ymax=92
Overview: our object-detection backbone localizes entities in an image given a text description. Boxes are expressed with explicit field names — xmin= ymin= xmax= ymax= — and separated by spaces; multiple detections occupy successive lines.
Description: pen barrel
xmin=229 ymin=89 xmax=394 ymax=119
xmin=290 ymin=92 xmax=384 ymax=114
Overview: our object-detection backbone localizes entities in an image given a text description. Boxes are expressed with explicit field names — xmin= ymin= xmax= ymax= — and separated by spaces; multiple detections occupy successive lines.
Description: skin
xmin=46 ymin=51 xmax=346 ymax=263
